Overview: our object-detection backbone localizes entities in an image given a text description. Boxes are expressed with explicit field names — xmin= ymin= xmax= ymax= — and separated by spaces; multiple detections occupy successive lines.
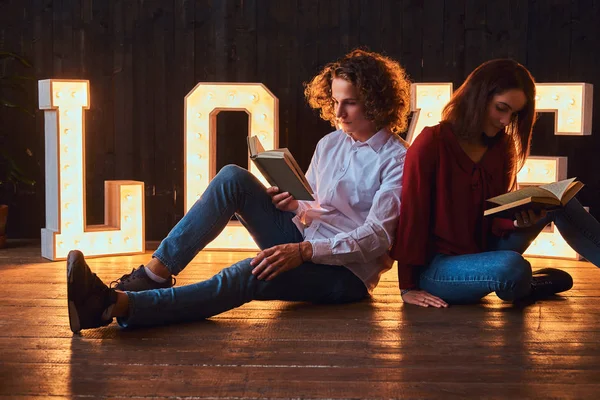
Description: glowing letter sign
xmin=39 ymin=80 xmax=145 ymax=260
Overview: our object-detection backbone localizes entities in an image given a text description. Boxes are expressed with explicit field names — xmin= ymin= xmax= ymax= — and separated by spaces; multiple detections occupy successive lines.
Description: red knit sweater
xmin=390 ymin=123 xmax=516 ymax=289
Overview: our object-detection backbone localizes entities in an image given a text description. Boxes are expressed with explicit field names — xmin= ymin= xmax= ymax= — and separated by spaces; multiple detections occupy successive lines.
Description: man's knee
xmin=211 ymin=165 xmax=256 ymax=194
xmin=215 ymin=258 xmax=260 ymax=301
xmin=220 ymin=258 xmax=254 ymax=280
xmin=217 ymin=164 xmax=251 ymax=182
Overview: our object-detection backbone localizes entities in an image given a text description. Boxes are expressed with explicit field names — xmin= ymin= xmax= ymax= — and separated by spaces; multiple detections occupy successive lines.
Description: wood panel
xmin=0 ymin=0 xmax=599 ymax=242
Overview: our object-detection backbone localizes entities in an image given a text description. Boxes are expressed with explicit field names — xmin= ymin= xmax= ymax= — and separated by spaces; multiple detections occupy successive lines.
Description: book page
xmin=560 ymin=181 xmax=584 ymax=205
xmin=484 ymin=196 xmax=561 ymax=218
xmin=539 ymin=177 xmax=577 ymax=200
xmin=487 ymin=186 xmax=557 ymax=206
xmin=257 ymin=150 xmax=285 ymax=158
xmin=247 ymin=136 xmax=266 ymax=157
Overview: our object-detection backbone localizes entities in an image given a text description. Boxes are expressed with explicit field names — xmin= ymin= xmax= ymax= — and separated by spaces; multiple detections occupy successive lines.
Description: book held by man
xmin=484 ymin=177 xmax=584 ymax=219
xmin=247 ymin=135 xmax=315 ymax=201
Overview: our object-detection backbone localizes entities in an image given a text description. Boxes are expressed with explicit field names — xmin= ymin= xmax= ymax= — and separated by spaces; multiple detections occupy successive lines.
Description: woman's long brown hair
xmin=442 ymin=59 xmax=536 ymax=188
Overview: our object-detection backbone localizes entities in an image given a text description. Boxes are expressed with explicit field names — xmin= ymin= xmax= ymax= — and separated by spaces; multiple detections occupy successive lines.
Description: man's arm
xmin=308 ymin=154 xmax=405 ymax=265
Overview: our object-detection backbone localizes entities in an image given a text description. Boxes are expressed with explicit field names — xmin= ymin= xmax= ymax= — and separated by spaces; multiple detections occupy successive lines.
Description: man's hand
xmin=267 ymin=186 xmax=298 ymax=212
xmin=402 ymin=290 xmax=448 ymax=308
xmin=513 ymin=209 xmax=547 ymax=228
xmin=251 ymin=242 xmax=312 ymax=281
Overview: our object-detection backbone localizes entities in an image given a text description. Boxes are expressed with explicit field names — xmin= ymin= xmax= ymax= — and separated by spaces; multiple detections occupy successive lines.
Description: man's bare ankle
xmin=112 ymin=291 xmax=129 ymax=317
xmin=145 ymin=259 xmax=172 ymax=280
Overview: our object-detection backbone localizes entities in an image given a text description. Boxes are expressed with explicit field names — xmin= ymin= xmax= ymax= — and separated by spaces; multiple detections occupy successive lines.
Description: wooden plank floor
xmin=1 ymin=242 xmax=600 ymax=399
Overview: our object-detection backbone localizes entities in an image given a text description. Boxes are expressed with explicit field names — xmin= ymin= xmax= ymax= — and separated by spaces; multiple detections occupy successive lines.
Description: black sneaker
xmin=110 ymin=265 xmax=175 ymax=292
xmin=67 ymin=250 xmax=118 ymax=333
xmin=530 ymin=268 xmax=573 ymax=298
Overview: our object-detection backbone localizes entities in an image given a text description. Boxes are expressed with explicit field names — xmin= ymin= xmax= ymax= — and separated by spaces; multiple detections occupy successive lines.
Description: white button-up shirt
xmin=293 ymin=128 xmax=406 ymax=292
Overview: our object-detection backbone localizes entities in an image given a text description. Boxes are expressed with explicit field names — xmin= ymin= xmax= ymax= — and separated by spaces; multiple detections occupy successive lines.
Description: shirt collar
xmin=363 ymin=127 xmax=393 ymax=153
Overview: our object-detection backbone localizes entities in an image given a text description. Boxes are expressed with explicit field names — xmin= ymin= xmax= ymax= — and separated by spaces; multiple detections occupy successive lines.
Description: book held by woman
xmin=484 ymin=177 xmax=584 ymax=218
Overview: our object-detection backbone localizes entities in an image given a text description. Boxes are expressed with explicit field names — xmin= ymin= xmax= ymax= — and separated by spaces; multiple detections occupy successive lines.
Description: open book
xmin=484 ymin=177 xmax=584 ymax=218
xmin=247 ymin=136 xmax=315 ymax=201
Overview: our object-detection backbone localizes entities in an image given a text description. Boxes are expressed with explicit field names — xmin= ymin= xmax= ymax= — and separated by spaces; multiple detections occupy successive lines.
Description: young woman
xmin=67 ymin=49 xmax=411 ymax=332
xmin=391 ymin=59 xmax=600 ymax=307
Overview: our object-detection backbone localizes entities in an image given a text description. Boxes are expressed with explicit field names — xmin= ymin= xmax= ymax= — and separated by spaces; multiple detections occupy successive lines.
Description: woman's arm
xmin=390 ymin=127 xmax=438 ymax=290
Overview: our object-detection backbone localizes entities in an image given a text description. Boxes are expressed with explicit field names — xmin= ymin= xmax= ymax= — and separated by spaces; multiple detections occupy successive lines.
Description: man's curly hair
xmin=304 ymin=49 xmax=411 ymax=134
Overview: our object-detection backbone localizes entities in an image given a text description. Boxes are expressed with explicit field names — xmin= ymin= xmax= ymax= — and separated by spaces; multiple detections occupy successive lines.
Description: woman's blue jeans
xmin=419 ymin=198 xmax=600 ymax=304
xmin=118 ymin=165 xmax=368 ymax=328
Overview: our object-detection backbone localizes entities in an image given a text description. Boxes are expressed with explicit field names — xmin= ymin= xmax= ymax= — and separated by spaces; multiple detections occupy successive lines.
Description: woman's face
xmin=331 ymin=77 xmax=377 ymax=141
xmin=483 ymin=89 xmax=527 ymax=138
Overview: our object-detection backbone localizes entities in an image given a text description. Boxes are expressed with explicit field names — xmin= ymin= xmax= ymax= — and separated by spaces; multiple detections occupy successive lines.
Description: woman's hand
xmin=250 ymin=242 xmax=312 ymax=281
xmin=401 ymin=290 xmax=448 ymax=308
xmin=513 ymin=209 xmax=547 ymax=228
xmin=267 ymin=186 xmax=299 ymax=212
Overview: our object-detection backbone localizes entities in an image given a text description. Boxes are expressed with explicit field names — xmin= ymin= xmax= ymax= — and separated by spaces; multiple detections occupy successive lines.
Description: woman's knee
xmin=494 ymin=251 xmax=531 ymax=300
xmin=496 ymin=251 xmax=531 ymax=281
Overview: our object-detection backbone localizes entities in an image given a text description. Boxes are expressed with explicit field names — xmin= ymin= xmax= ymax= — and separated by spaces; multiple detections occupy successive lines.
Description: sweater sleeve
xmin=491 ymin=135 xmax=517 ymax=236
xmin=390 ymin=127 xmax=437 ymax=290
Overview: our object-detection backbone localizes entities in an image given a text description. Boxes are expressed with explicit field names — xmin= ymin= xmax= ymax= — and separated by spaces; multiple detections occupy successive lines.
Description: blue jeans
xmin=419 ymin=198 xmax=600 ymax=304
xmin=118 ymin=165 xmax=368 ymax=328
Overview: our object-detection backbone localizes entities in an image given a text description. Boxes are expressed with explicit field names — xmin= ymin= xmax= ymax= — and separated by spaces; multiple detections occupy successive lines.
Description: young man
xmin=67 ymin=49 xmax=411 ymax=332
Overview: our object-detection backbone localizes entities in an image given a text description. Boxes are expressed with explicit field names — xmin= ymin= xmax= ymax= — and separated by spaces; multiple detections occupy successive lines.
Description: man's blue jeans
xmin=118 ymin=165 xmax=368 ymax=328
xmin=419 ymin=198 xmax=600 ymax=304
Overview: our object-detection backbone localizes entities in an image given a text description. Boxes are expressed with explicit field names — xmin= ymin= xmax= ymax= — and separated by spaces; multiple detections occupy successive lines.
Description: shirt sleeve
xmin=390 ymin=127 xmax=438 ymax=290
xmin=307 ymin=151 xmax=406 ymax=266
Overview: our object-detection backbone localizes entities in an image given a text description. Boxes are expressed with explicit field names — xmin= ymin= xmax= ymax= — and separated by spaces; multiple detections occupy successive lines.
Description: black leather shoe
xmin=530 ymin=268 xmax=573 ymax=298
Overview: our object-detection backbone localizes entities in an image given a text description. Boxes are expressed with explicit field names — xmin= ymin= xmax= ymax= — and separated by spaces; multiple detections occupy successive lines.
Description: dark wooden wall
xmin=1 ymin=0 xmax=599 ymax=240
